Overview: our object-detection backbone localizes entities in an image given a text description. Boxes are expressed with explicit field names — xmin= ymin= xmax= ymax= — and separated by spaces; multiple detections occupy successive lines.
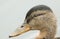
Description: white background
xmin=0 ymin=0 xmax=60 ymax=39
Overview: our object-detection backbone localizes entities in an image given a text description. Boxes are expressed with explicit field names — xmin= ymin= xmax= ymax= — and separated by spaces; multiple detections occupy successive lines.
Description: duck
xmin=9 ymin=5 xmax=60 ymax=39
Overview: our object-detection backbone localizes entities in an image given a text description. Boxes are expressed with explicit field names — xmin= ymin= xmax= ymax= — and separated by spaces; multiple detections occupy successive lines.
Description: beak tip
xmin=9 ymin=36 xmax=12 ymax=38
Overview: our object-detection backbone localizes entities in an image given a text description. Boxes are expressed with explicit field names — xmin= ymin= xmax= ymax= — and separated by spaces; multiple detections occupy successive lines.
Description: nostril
xmin=21 ymin=26 xmax=24 ymax=28
xmin=43 ymin=38 xmax=45 ymax=39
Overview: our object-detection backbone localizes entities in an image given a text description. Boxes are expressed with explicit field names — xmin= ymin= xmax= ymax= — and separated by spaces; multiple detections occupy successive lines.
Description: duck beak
xmin=9 ymin=24 xmax=31 ymax=38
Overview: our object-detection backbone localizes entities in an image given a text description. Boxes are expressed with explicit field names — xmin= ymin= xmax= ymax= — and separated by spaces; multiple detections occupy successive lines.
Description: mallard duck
xmin=9 ymin=5 xmax=60 ymax=39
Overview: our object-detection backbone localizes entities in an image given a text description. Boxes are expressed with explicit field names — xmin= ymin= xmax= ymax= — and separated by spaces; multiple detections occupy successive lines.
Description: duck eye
xmin=21 ymin=26 xmax=24 ymax=28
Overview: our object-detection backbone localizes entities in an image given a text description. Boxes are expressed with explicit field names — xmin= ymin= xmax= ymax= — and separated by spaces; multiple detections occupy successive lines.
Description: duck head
xmin=9 ymin=5 xmax=54 ymax=39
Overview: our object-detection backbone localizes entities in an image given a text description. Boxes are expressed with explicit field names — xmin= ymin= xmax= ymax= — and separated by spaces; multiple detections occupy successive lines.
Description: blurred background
xmin=0 ymin=0 xmax=60 ymax=39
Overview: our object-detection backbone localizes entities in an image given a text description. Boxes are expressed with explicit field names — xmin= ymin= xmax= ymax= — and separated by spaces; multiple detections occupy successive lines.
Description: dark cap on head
xmin=25 ymin=5 xmax=53 ymax=19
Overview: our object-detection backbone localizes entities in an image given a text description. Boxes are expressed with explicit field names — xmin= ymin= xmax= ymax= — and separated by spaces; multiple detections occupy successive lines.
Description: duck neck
xmin=35 ymin=30 xmax=47 ymax=39
xmin=35 ymin=30 xmax=55 ymax=39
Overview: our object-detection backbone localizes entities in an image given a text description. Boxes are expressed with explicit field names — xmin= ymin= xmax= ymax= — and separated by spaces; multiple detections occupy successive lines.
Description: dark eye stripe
xmin=27 ymin=13 xmax=45 ymax=23
xmin=25 ymin=5 xmax=52 ymax=19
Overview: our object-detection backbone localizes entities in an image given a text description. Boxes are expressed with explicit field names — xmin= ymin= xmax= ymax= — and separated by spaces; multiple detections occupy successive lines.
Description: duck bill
xmin=9 ymin=24 xmax=31 ymax=38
